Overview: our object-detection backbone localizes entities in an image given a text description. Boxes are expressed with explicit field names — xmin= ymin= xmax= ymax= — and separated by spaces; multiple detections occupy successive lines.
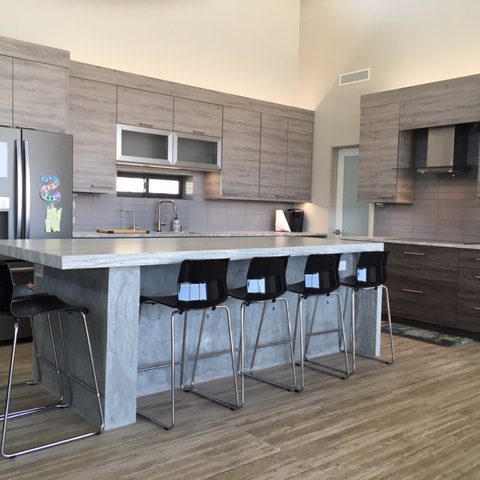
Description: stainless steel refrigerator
xmin=0 ymin=127 xmax=73 ymax=342
xmin=0 ymin=127 xmax=73 ymax=240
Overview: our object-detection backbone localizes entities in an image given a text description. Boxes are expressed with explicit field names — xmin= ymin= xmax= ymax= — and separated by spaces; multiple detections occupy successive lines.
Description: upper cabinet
xmin=13 ymin=59 xmax=68 ymax=133
xmin=174 ymin=98 xmax=223 ymax=137
xmin=220 ymin=107 xmax=261 ymax=197
xmin=69 ymin=77 xmax=117 ymax=193
xmin=0 ymin=55 xmax=12 ymax=127
xmin=0 ymin=37 xmax=69 ymax=133
xmin=286 ymin=119 xmax=313 ymax=201
xmin=358 ymin=103 xmax=414 ymax=204
xmin=117 ymin=86 xmax=173 ymax=130
xmin=259 ymin=113 xmax=288 ymax=199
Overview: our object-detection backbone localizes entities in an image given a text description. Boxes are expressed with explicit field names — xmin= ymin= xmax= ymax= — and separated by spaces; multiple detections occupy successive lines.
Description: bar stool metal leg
xmin=295 ymin=293 xmax=350 ymax=380
xmin=245 ymin=297 xmax=299 ymax=392
xmin=185 ymin=306 xmax=241 ymax=410
xmin=1 ymin=311 xmax=104 ymax=459
xmin=138 ymin=310 xmax=177 ymax=430
xmin=349 ymin=286 xmax=395 ymax=372
xmin=1 ymin=320 xmax=19 ymax=458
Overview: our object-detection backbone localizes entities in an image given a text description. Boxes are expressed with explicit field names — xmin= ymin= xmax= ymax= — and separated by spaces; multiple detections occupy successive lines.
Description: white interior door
xmin=335 ymin=147 xmax=373 ymax=237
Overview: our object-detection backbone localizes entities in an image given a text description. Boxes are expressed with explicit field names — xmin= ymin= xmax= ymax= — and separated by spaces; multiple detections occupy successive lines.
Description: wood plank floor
xmin=0 ymin=335 xmax=479 ymax=479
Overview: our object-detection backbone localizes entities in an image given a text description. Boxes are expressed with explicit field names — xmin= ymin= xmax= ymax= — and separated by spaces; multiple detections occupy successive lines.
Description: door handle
xmin=15 ymin=139 xmax=23 ymax=239
xmin=23 ymin=140 xmax=31 ymax=239
xmin=403 ymin=251 xmax=426 ymax=256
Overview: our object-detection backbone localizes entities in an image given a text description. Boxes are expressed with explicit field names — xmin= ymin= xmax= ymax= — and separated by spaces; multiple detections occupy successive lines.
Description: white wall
xmin=299 ymin=0 xmax=480 ymax=233
xmin=0 ymin=0 xmax=300 ymax=105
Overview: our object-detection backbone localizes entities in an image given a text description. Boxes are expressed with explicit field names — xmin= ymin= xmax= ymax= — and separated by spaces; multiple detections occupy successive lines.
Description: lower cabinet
xmin=385 ymin=243 xmax=458 ymax=328
xmin=456 ymin=250 xmax=480 ymax=332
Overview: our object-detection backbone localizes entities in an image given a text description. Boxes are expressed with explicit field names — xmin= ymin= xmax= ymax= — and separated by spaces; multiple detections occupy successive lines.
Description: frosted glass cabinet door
xmin=173 ymin=133 xmax=221 ymax=171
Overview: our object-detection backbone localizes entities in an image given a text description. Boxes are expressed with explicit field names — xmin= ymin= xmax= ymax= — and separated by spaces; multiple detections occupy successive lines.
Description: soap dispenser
xmin=171 ymin=214 xmax=181 ymax=232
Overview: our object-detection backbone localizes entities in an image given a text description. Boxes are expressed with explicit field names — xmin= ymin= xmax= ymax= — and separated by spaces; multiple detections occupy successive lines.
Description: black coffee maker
xmin=285 ymin=209 xmax=304 ymax=232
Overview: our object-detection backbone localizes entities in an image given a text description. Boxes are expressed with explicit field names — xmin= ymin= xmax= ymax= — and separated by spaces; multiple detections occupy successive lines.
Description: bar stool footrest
xmin=183 ymin=386 xmax=241 ymax=410
xmin=304 ymin=357 xmax=349 ymax=379
xmin=244 ymin=371 xmax=299 ymax=392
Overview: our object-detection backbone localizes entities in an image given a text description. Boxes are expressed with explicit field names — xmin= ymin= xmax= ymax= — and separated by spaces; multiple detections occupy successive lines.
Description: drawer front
xmin=387 ymin=280 xmax=457 ymax=327
xmin=458 ymin=267 xmax=480 ymax=301
xmin=456 ymin=298 xmax=480 ymax=333
xmin=459 ymin=249 xmax=480 ymax=268
xmin=386 ymin=243 xmax=459 ymax=287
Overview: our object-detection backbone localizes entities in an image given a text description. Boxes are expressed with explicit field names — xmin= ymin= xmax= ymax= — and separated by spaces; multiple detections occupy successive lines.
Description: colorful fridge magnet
xmin=40 ymin=175 xmax=61 ymax=202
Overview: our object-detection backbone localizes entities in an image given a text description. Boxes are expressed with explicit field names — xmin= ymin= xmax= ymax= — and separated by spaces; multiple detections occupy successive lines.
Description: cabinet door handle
xmin=476 ymin=258 xmax=480 ymax=261
xmin=380 ymin=195 xmax=394 ymax=199
xmin=401 ymin=288 xmax=424 ymax=294
xmin=474 ymin=307 xmax=480 ymax=311
xmin=403 ymin=251 xmax=426 ymax=256
xmin=139 ymin=122 xmax=154 ymax=128
xmin=475 ymin=276 xmax=480 ymax=280
xmin=192 ymin=130 xmax=206 ymax=135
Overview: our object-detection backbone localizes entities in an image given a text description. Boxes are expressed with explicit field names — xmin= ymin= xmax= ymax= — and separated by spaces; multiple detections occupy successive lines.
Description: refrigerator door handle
xmin=15 ymin=139 xmax=23 ymax=239
xmin=24 ymin=140 xmax=31 ymax=239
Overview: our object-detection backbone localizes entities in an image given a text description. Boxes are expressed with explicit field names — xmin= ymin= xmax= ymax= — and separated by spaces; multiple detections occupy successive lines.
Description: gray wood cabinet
xmin=259 ymin=113 xmax=287 ymax=199
xmin=13 ymin=58 xmax=68 ymax=133
xmin=69 ymin=77 xmax=117 ymax=193
xmin=117 ymin=86 xmax=173 ymax=130
xmin=457 ymin=250 xmax=480 ymax=332
xmin=220 ymin=107 xmax=261 ymax=197
xmin=358 ymin=104 xmax=414 ymax=204
xmin=0 ymin=55 xmax=12 ymax=127
xmin=174 ymin=98 xmax=222 ymax=137
xmin=286 ymin=118 xmax=313 ymax=201
xmin=385 ymin=243 xmax=458 ymax=328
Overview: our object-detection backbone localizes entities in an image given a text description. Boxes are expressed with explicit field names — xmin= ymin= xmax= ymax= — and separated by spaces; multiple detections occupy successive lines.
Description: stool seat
xmin=286 ymin=281 xmax=336 ymax=297
xmin=228 ymin=286 xmax=280 ymax=303
xmin=340 ymin=275 xmax=381 ymax=290
xmin=10 ymin=295 xmax=88 ymax=319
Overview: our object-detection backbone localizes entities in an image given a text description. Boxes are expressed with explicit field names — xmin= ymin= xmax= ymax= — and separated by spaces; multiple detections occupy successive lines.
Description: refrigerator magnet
xmin=40 ymin=175 xmax=61 ymax=202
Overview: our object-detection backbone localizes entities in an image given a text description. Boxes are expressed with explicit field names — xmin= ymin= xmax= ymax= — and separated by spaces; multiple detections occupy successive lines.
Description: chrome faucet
xmin=121 ymin=209 xmax=136 ymax=230
xmin=157 ymin=200 xmax=177 ymax=231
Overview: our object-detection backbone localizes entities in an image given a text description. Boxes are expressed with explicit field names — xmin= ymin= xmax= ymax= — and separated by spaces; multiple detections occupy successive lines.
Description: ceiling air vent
xmin=339 ymin=68 xmax=370 ymax=86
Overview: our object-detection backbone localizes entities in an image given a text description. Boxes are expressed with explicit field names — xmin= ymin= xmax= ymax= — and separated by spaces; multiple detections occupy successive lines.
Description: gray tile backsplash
xmin=374 ymin=169 xmax=480 ymax=242
xmin=73 ymin=172 xmax=293 ymax=232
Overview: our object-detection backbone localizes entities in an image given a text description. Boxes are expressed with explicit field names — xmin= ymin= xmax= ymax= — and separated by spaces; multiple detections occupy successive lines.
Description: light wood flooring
xmin=0 ymin=335 xmax=479 ymax=479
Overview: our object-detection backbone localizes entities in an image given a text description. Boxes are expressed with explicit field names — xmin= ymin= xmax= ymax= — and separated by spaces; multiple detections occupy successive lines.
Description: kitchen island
xmin=0 ymin=237 xmax=384 ymax=429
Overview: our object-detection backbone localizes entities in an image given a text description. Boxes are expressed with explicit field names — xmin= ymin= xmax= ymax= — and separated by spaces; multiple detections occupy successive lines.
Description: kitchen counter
xmin=342 ymin=236 xmax=480 ymax=249
xmin=0 ymin=237 xmax=377 ymax=270
xmin=73 ymin=230 xmax=328 ymax=239
xmin=0 ymin=237 xmax=383 ymax=431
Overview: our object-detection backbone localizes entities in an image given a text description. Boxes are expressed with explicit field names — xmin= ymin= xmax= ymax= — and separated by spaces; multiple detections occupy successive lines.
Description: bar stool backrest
xmin=177 ymin=258 xmax=229 ymax=310
xmin=0 ymin=262 xmax=14 ymax=316
xmin=303 ymin=253 xmax=341 ymax=295
xmin=356 ymin=251 xmax=389 ymax=288
xmin=245 ymin=256 xmax=289 ymax=302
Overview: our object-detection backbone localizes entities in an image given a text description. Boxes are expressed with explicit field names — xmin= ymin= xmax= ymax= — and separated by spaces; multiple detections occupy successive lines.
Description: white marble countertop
xmin=0 ymin=237 xmax=382 ymax=270
xmin=341 ymin=236 xmax=480 ymax=249
xmin=73 ymin=230 xmax=327 ymax=238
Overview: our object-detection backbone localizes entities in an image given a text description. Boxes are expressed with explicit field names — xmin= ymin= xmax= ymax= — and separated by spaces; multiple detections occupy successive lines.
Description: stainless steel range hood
xmin=416 ymin=125 xmax=468 ymax=173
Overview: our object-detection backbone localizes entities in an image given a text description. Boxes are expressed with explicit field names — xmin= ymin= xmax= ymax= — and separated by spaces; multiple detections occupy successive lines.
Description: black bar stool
xmin=0 ymin=261 xmax=104 ymax=459
xmin=340 ymin=251 xmax=394 ymax=372
xmin=138 ymin=258 xmax=240 ymax=430
xmin=288 ymin=254 xmax=350 ymax=388
xmin=229 ymin=256 xmax=299 ymax=406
